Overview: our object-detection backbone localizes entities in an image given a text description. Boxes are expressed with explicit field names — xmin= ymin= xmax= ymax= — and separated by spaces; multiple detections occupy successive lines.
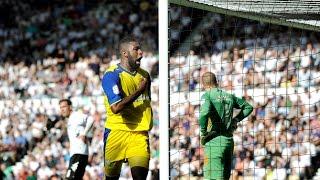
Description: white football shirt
xmin=67 ymin=111 xmax=93 ymax=156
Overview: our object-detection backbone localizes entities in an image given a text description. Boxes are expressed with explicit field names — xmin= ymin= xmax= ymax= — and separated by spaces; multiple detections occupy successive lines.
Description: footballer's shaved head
xmin=202 ymin=72 xmax=218 ymax=87
xmin=119 ymin=36 xmax=137 ymax=54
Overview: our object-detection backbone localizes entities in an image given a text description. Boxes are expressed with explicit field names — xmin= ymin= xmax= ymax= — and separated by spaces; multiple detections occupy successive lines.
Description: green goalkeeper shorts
xmin=204 ymin=136 xmax=234 ymax=180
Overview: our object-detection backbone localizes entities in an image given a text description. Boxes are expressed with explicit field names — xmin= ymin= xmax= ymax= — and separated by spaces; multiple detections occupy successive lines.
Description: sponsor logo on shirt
xmin=216 ymin=96 xmax=230 ymax=102
xmin=136 ymin=93 xmax=150 ymax=101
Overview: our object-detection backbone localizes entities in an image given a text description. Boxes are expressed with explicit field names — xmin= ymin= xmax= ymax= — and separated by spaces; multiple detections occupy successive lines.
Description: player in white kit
xmin=59 ymin=99 xmax=94 ymax=179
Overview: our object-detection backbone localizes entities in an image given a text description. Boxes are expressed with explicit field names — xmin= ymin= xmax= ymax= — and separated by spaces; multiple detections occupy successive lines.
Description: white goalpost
xmin=159 ymin=0 xmax=170 ymax=179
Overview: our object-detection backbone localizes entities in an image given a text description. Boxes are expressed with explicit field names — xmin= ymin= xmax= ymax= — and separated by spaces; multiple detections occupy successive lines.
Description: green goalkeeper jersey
xmin=199 ymin=88 xmax=253 ymax=142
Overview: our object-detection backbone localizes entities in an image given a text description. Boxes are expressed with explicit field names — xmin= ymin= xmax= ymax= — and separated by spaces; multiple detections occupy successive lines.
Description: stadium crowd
xmin=169 ymin=11 xmax=320 ymax=180
xmin=0 ymin=0 xmax=157 ymax=63
xmin=0 ymin=0 xmax=159 ymax=179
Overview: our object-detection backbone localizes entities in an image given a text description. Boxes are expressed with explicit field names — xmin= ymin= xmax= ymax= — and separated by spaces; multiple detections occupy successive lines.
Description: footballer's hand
xmin=138 ymin=78 xmax=148 ymax=93
xmin=200 ymin=136 xmax=206 ymax=146
xmin=231 ymin=121 xmax=238 ymax=131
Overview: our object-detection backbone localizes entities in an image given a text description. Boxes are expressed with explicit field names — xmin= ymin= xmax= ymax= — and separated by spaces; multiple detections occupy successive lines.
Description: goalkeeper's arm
xmin=232 ymin=95 xmax=253 ymax=122
xmin=199 ymin=93 xmax=212 ymax=145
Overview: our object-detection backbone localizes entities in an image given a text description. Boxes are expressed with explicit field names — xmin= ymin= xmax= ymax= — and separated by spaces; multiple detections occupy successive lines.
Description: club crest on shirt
xmin=112 ymin=85 xmax=119 ymax=95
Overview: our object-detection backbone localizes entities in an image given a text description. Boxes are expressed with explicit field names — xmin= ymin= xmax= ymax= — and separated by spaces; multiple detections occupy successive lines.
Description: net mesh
xmin=169 ymin=1 xmax=320 ymax=179
xmin=171 ymin=0 xmax=320 ymax=31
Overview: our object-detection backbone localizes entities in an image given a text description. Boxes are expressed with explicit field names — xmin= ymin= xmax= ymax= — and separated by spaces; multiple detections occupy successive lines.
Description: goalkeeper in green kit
xmin=199 ymin=72 xmax=253 ymax=180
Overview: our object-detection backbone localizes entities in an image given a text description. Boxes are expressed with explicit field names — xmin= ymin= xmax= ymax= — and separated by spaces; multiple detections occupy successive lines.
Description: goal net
xmin=168 ymin=0 xmax=320 ymax=179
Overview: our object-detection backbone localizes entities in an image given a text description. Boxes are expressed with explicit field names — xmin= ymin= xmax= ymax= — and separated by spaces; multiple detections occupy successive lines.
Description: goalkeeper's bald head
xmin=202 ymin=72 xmax=218 ymax=88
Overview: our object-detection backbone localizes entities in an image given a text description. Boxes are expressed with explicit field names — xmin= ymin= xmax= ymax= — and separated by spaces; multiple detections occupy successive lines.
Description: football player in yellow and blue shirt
xmin=101 ymin=36 xmax=153 ymax=180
